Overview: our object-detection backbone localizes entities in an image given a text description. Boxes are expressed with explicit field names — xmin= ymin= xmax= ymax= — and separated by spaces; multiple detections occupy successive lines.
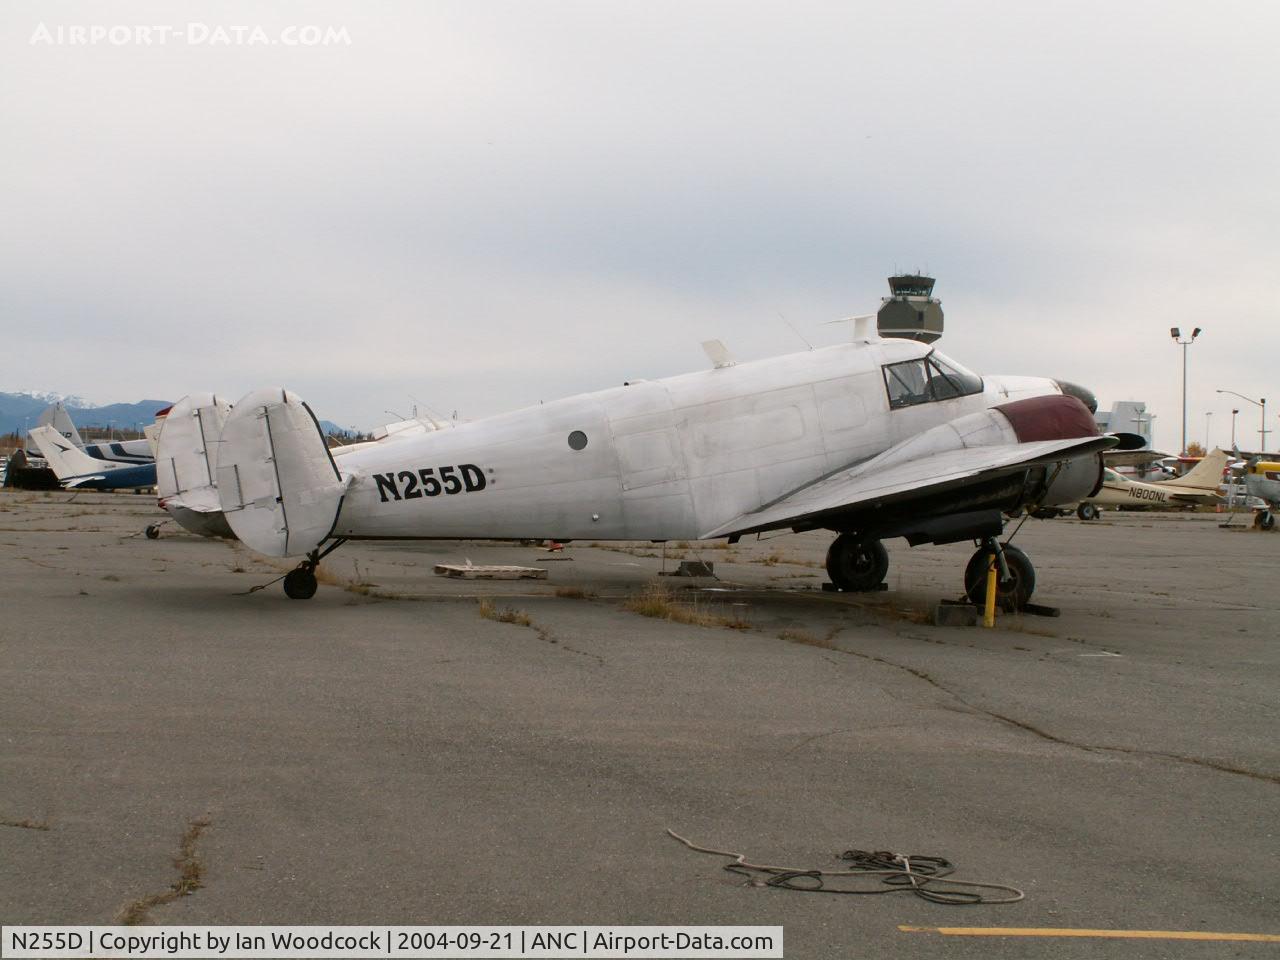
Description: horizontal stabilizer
xmin=216 ymin=388 xmax=347 ymax=558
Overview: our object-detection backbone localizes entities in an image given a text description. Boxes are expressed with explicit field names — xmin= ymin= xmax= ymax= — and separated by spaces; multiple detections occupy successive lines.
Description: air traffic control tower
xmin=877 ymin=274 xmax=944 ymax=342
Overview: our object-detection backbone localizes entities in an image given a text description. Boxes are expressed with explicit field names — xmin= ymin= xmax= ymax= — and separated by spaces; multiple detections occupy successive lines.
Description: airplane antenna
xmin=822 ymin=313 xmax=877 ymax=341
xmin=777 ymin=311 xmax=813 ymax=351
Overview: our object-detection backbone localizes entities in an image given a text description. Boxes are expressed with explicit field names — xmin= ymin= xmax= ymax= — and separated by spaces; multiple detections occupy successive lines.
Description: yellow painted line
xmin=898 ymin=926 xmax=1280 ymax=942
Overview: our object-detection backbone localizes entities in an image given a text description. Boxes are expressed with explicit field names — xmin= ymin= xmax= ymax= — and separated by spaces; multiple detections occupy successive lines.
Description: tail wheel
xmin=144 ymin=524 xmax=161 ymax=540
xmin=964 ymin=543 xmax=1036 ymax=612
xmin=825 ymin=534 xmax=889 ymax=591
xmin=1076 ymin=503 xmax=1099 ymax=521
xmin=283 ymin=566 xmax=318 ymax=600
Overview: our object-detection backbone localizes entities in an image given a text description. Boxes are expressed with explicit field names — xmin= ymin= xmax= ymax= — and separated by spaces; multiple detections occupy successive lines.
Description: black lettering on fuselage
xmin=375 ymin=464 xmax=490 ymax=503
xmin=399 ymin=470 xmax=422 ymax=499
xmin=374 ymin=472 xmax=401 ymax=502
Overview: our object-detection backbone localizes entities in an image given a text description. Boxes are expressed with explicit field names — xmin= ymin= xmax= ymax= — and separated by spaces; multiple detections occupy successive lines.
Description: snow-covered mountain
xmin=0 ymin=392 xmax=169 ymax=435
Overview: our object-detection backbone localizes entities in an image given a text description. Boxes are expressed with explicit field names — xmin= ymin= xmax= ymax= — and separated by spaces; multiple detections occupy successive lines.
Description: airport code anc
xmin=1 ymin=926 xmax=784 ymax=958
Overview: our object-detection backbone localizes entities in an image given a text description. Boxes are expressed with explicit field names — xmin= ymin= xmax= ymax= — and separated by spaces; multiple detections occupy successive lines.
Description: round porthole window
xmin=568 ymin=430 xmax=588 ymax=450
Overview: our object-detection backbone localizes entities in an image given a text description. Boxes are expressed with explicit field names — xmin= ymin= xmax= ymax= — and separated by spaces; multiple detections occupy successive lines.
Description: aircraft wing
xmin=1104 ymin=449 xmax=1172 ymax=467
xmin=1166 ymin=490 xmax=1222 ymax=504
xmin=702 ymin=435 xmax=1113 ymax=540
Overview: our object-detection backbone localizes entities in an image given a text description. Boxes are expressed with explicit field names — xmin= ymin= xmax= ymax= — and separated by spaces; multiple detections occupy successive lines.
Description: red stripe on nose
xmin=996 ymin=394 xmax=1099 ymax=442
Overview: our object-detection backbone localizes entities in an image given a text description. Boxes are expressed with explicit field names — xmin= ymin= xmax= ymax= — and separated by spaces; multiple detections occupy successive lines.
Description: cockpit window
xmin=883 ymin=359 xmax=932 ymax=408
xmin=882 ymin=351 xmax=984 ymax=409
xmin=930 ymin=353 xmax=984 ymax=397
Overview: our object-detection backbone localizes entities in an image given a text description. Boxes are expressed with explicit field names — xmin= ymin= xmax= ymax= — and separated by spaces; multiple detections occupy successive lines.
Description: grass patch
xmin=1 ymin=817 xmax=51 ymax=831
xmin=554 ymin=586 xmax=597 ymax=599
xmin=779 ymin=626 xmax=843 ymax=649
xmin=478 ymin=598 xmax=533 ymax=626
xmin=622 ymin=584 xmax=749 ymax=630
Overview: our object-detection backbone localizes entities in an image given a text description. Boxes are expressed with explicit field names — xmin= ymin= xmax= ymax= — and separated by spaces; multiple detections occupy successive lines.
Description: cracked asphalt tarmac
xmin=1 ymin=491 xmax=1277 ymax=958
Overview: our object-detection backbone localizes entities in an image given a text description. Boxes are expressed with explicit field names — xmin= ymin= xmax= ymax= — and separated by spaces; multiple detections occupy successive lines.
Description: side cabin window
xmin=882 ymin=352 xmax=983 ymax=409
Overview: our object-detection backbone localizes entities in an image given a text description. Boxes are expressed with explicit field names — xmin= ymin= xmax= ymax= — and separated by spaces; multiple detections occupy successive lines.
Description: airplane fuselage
xmin=1085 ymin=468 xmax=1222 ymax=510
xmin=329 ymin=339 xmax=1063 ymax=542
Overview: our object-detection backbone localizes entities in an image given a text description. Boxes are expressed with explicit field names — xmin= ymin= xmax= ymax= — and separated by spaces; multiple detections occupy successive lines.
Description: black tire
xmin=1261 ymin=511 xmax=1276 ymax=531
xmin=283 ymin=567 xmax=318 ymax=600
xmin=825 ymin=534 xmax=889 ymax=591
xmin=1076 ymin=503 xmax=1099 ymax=521
xmin=964 ymin=543 xmax=1036 ymax=612
xmin=144 ymin=525 xmax=160 ymax=540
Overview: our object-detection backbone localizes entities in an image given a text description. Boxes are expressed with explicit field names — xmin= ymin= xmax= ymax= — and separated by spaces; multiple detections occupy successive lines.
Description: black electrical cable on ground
xmin=667 ymin=830 xmax=1023 ymax=905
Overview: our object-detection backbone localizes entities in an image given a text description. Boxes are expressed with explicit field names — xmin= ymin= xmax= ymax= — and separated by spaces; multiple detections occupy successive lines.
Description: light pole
xmin=1204 ymin=411 xmax=1212 ymax=452
xmin=1216 ymin=390 xmax=1267 ymax=452
xmin=1231 ymin=409 xmax=1239 ymax=447
xmin=1170 ymin=327 xmax=1201 ymax=456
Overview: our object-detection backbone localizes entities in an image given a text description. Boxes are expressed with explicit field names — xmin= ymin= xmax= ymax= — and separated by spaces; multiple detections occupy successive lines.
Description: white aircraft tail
xmin=157 ymin=393 xmax=232 ymax=515
xmin=28 ymin=424 xmax=122 ymax=481
xmin=36 ymin=402 xmax=85 ymax=447
xmin=1176 ymin=448 xmax=1230 ymax=491
xmin=216 ymin=388 xmax=348 ymax=557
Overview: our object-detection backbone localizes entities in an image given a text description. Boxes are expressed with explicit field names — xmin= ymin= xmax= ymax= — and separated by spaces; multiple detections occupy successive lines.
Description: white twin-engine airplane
xmin=190 ymin=323 xmax=1132 ymax=606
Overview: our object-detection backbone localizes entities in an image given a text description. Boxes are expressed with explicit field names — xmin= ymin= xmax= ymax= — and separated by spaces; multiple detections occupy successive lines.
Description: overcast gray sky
xmin=3 ymin=1 xmax=1277 ymax=451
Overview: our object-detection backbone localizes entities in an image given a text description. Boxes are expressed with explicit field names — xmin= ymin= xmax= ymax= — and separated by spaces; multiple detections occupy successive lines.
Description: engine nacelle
xmin=1025 ymin=453 xmax=1105 ymax=507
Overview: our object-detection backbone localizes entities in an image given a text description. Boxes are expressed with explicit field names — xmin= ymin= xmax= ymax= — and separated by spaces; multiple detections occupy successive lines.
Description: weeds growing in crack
xmin=623 ymin=584 xmax=749 ymax=630
xmin=476 ymin=598 xmax=602 ymax=662
xmin=116 ymin=817 xmax=211 ymax=925
xmin=554 ymin=586 xmax=597 ymax=599
xmin=478 ymin=598 xmax=532 ymax=626
xmin=1 ymin=817 xmax=51 ymax=831
xmin=779 ymin=626 xmax=843 ymax=649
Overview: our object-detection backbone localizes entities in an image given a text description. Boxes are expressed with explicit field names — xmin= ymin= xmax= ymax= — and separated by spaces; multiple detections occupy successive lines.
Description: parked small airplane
xmin=28 ymin=424 xmax=157 ymax=490
xmin=35 ymin=402 xmax=153 ymax=464
xmin=194 ymin=322 xmax=1132 ymax=607
xmin=1242 ymin=458 xmax=1280 ymax=530
xmin=1072 ymin=448 xmax=1228 ymax=520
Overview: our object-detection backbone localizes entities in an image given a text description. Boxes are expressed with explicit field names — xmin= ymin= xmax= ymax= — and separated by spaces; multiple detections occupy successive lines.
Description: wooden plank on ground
xmin=433 ymin=563 xmax=548 ymax=580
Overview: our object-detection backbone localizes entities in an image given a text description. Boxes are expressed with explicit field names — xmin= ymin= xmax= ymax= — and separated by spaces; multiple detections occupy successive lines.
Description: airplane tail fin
xmin=216 ymin=388 xmax=348 ymax=557
xmin=156 ymin=393 xmax=232 ymax=514
xmin=1176 ymin=448 xmax=1230 ymax=490
xmin=28 ymin=424 xmax=120 ymax=481
xmin=36 ymin=402 xmax=84 ymax=447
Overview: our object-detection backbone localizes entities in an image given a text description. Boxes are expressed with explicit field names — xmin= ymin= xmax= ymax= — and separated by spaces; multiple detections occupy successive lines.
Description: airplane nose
xmin=1054 ymin=380 xmax=1097 ymax=414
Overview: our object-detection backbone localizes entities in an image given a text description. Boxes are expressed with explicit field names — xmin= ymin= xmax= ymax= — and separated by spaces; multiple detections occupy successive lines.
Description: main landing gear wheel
xmin=825 ymin=533 xmax=889 ymax=591
xmin=283 ymin=566 xmax=318 ymax=600
xmin=964 ymin=543 xmax=1036 ymax=612
xmin=1259 ymin=510 xmax=1276 ymax=531
xmin=1076 ymin=503 xmax=1099 ymax=521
